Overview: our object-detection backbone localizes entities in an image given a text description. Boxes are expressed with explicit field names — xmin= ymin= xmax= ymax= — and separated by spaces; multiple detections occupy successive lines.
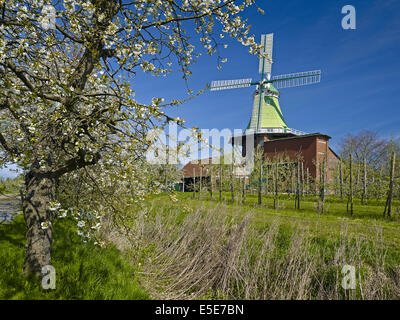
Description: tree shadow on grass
xmin=0 ymin=214 xmax=26 ymax=248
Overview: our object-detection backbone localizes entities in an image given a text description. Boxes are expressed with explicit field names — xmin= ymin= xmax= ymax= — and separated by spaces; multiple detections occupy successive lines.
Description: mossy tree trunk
xmin=23 ymin=170 xmax=57 ymax=277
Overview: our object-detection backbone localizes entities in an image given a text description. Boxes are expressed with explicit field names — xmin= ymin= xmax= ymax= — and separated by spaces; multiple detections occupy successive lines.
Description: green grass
xmin=2 ymin=191 xmax=399 ymax=300
xmin=149 ymin=192 xmax=400 ymax=263
xmin=133 ymin=192 xmax=400 ymax=299
xmin=0 ymin=176 xmax=23 ymax=195
xmin=0 ymin=213 xmax=149 ymax=300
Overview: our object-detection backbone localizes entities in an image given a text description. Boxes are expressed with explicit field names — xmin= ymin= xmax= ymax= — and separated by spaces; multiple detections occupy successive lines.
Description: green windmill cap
xmin=267 ymin=84 xmax=279 ymax=93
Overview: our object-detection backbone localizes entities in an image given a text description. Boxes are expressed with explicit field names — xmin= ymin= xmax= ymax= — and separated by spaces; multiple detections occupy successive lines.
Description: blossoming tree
xmin=0 ymin=0 xmax=261 ymax=277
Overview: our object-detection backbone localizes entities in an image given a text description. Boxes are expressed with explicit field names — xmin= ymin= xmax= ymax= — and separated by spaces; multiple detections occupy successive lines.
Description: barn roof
xmin=181 ymin=158 xmax=213 ymax=178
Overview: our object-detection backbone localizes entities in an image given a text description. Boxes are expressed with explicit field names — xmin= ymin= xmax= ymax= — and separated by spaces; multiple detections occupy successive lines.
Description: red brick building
xmin=180 ymin=132 xmax=339 ymax=189
xmin=258 ymin=133 xmax=339 ymax=181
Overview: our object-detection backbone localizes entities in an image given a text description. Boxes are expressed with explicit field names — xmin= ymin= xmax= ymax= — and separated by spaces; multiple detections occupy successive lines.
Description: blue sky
xmin=1 ymin=0 xmax=400 ymax=178
xmin=133 ymin=0 xmax=400 ymax=149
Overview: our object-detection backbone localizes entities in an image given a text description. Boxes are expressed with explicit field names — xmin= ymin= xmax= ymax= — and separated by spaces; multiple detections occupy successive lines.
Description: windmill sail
xmin=210 ymin=33 xmax=322 ymax=135
xmin=271 ymin=70 xmax=321 ymax=89
xmin=210 ymin=78 xmax=253 ymax=91
xmin=258 ymin=33 xmax=274 ymax=77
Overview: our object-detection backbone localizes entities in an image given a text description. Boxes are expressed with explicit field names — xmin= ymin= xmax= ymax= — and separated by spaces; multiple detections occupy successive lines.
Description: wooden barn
xmin=180 ymin=160 xmax=212 ymax=192
xmin=180 ymin=157 xmax=249 ymax=192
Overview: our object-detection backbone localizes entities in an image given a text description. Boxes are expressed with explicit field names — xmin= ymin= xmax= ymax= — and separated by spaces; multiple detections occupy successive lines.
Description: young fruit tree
xmin=0 ymin=0 xmax=261 ymax=277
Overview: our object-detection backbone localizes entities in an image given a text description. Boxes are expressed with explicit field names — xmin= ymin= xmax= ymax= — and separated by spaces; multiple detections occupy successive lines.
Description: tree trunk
xmin=301 ymin=162 xmax=304 ymax=197
xmin=348 ymin=154 xmax=354 ymax=216
xmin=274 ymin=162 xmax=279 ymax=210
xmin=165 ymin=166 xmax=168 ymax=192
xmin=378 ymin=164 xmax=384 ymax=200
xmin=318 ymin=160 xmax=325 ymax=214
xmin=241 ymin=176 xmax=245 ymax=204
xmin=296 ymin=161 xmax=301 ymax=210
xmin=209 ymin=172 xmax=213 ymax=200
xmin=291 ymin=166 xmax=295 ymax=196
xmin=219 ymin=164 xmax=222 ymax=202
xmin=193 ymin=168 xmax=196 ymax=198
xmin=258 ymin=161 xmax=262 ymax=206
xmin=230 ymin=160 xmax=234 ymax=203
xmin=23 ymin=171 xmax=57 ymax=277
xmin=384 ymin=152 xmax=396 ymax=218
xmin=339 ymin=153 xmax=343 ymax=200
xmin=199 ymin=166 xmax=202 ymax=200
xmin=362 ymin=155 xmax=367 ymax=205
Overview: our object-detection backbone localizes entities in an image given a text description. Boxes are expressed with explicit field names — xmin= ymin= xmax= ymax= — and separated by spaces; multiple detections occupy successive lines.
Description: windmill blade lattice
xmin=209 ymin=33 xmax=322 ymax=134
xmin=259 ymin=33 xmax=274 ymax=76
xmin=210 ymin=78 xmax=253 ymax=91
xmin=271 ymin=70 xmax=321 ymax=89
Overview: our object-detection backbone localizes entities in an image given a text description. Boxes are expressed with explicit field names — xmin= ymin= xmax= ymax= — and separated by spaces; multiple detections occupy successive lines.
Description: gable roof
xmin=181 ymin=159 xmax=212 ymax=177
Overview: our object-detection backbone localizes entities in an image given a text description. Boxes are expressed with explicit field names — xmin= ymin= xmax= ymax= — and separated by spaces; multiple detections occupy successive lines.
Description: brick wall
xmin=262 ymin=134 xmax=338 ymax=180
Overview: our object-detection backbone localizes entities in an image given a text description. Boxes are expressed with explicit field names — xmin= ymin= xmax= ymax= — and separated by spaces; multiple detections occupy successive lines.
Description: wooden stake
xmin=322 ymin=158 xmax=326 ymax=212
xmin=219 ymin=162 xmax=222 ymax=202
xmin=230 ymin=154 xmax=234 ymax=203
xmin=296 ymin=161 xmax=301 ymax=210
xmin=193 ymin=168 xmax=196 ymax=198
xmin=199 ymin=165 xmax=202 ymax=199
xmin=274 ymin=162 xmax=279 ymax=210
xmin=258 ymin=160 xmax=262 ymax=206
xmin=301 ymin=162 xmax=304 ymax=197
xmin=379 ymin=164 xmax=384 ymax=200
xmin=340 ymin=153 xmax=343 ymax=200
xmin=362 ymin=155 xmax=367 ymax=205
xmin=291 ymin=165 xmax=295 ymax=196
xmin=210 ymin=166 xmax=213 ymax=201
xmin=384 ymin=152 xmax=396 ymax=218
xmin=242 ymin=176 xmax=246 ymax=204
xmin=165 ymin=166 xmax=168 ymax=192
xmin=348 ymin=154 xmax=354 ymax=216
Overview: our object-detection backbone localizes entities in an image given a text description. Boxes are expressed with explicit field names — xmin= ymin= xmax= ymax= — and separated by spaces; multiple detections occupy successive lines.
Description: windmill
xmin=210 ymin=33 xmax=321 ymax=138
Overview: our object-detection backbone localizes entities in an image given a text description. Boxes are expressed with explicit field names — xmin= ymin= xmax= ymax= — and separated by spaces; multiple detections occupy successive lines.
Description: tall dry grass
xmin=104 ymin=203 xmax=400 ymax=300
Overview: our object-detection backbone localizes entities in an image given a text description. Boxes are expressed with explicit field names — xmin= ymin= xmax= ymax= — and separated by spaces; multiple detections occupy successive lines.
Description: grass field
xmin=0 ymin=176 xmax=23 ymax=195
xmin=0 ymin=212 xmax=149 ymax=299
xmin=173 ymin=192 xmax=400 ymax=246
xmin=149 ymin=191 xmax=400 ymax=249
xmin=1 ymin=189 xmax=399 ymax=300
xmin=129 ymin=192 xmax=400 ymax=299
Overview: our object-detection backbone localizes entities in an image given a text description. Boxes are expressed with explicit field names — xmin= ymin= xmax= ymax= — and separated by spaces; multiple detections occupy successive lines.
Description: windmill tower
xmin=211 ymin=33 xmax=321 ymax=150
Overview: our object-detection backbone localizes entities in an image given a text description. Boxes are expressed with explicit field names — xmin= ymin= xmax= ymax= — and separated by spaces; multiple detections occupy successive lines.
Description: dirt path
xmin=0 ymin=193 xmax=21 ymax=223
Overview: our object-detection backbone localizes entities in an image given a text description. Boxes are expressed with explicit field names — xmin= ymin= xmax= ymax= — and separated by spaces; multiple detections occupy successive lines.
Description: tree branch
xmin=0 ymin=102 xmax=18 ymax=155
xmin=138 ymin=0 xmax=235 ymax=30
xmin=53 ymin=149 xmax=101 ymax=177
xmin=0 ymin=132 xmax=17 ymax=155
xmin=1 ymin=61 xmax=64 ymax=103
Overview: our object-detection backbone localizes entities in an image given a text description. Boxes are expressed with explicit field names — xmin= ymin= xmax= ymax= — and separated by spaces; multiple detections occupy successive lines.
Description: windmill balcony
xmin=246 ymin=128 xmax=308 ymax=136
